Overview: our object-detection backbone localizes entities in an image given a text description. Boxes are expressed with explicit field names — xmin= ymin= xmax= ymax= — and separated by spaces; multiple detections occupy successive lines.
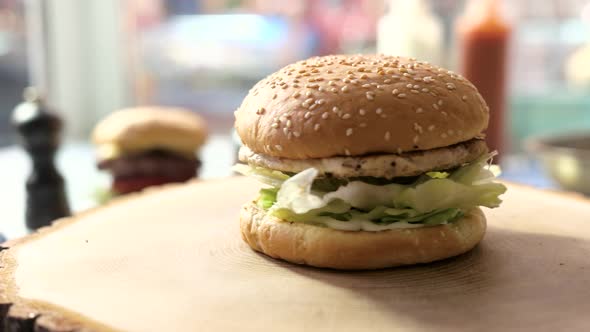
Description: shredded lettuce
xmin=258 ymin=188 xmax=278 ymax=209
xmin=233 ymin=164 xmax=290 ymax=187
xmin=235 ymin=152 xmax=507 ymax=231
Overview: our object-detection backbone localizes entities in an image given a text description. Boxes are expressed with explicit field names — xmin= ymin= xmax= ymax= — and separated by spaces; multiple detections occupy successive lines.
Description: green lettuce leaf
xmin=258 ymin=188 xmax=278 ymax=209
xmin=238 ymin=152 xmax=507 ymax=230
xmin=232 ymin=164 xmax=290 ymax=187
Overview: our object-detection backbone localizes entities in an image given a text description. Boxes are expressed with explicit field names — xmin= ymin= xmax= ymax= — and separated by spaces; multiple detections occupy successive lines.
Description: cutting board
xmin=1 ymin=177 xmax=590 ymax=332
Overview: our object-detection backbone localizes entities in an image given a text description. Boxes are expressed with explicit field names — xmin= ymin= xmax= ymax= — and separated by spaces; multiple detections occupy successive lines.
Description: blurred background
xmin=0 ymin=0 xmax=589 ymax=237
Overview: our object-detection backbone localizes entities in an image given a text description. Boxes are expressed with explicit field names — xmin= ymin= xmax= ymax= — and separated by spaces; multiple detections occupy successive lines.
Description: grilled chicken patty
xmin=239 ymin=138 xmax=488 ymax=179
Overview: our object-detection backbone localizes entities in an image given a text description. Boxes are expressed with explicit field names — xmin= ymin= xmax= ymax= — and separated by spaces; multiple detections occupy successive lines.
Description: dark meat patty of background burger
xmin=98 ymin=150 xmax=202 ymax=194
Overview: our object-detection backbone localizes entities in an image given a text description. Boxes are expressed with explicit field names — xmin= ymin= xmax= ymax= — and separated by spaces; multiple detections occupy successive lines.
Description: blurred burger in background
xmin=92 ymin=106 xmax=207 ymax=199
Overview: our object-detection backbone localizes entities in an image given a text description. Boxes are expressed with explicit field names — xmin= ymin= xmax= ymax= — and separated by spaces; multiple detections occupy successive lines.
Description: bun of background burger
xmin=93 ymin=106 xmax=207 ymax=195
xmin=235 ymin=54 xmax=505 ymax=270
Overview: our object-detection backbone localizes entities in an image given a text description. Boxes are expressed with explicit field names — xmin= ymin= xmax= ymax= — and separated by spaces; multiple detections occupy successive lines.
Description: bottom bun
xmin=240 ymin=203 xmax=486 ymax=270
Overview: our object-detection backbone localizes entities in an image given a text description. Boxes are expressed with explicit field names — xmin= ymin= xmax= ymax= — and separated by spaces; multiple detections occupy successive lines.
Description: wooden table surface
xmin=1 ymin=177 xmax=590 ymax=332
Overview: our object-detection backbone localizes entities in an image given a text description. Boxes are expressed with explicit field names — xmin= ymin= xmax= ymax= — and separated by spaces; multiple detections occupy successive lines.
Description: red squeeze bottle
xmin=457 ymin=0 xmax=512 ymax=159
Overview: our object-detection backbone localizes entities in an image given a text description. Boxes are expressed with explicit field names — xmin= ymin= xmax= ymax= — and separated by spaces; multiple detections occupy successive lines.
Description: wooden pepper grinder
xmin=12 ymin=87 xmax=71 ymax=230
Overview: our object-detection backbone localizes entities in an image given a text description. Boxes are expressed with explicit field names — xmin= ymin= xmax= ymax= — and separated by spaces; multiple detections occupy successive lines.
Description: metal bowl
xmin=525 ymin=132 xmax=590 ymax=195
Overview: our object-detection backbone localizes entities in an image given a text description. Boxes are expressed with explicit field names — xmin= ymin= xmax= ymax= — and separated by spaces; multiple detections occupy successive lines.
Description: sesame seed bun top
xmin=235 ymin=54 xmax=489 ymax=160
xmin=92 ymin=106 xmax=208 ymax=156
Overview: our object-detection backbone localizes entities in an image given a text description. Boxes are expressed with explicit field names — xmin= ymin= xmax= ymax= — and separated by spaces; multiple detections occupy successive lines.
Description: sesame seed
xmin=346 ymin=128 xmax=354 ymax=136
xmin=362 ymin=84 xmax=371 ymax=88
xmin=309 ymin=104 xmax=318 ymax=111
xmin=304 ymin=112 xmax=312 ymax=119
xmin=344 ymin=149 xmax=351 ymax=156
xmin=414 ymin=123 xmax=423 ymax=133
xmin=304 ymin=98 xmax=314 ymax=105
xmin=316 ymin=99 xmax=325 ymax=105
xmin=438 ymin=100 xmax=443 ymax=106
xmin=428 ymin=125 xmax=435 ymax=131
xmin=446 ymin=83 xmax=456 ymax=90
xmin=332 ymin=106 xmax=340 ymax=113
xmin=318 ymin=86 xmax=324 ymax=92
xmin=397 ymin=148 xmax=403 ymax=154
xmin=413 ymin=136 xmax=420 ymax=144
xmin=273 ymin=94 xmax=277 ymax=99
xmin=342 ymin=113 xmax=352 ymax=119
xmin=411 ymin=90 xmax=419 ymax=94
xmin=271 ymin=123 xmax=279 ymax=129
xmin=392 ymin=89 xmax=399 ymax=95
xmin=343 ymin=78 xmax=350 ymax=84
xmin=314 ymin=123 xmax=320 ymax=131
xmin=293 ymin=92 xmax=301 ymax=98
xmin=416 ymin=107 xmax=424 ymax=113
xmin=437 ymin=74 xmax=444 ymax=78
xmin=392 ymin=75 xmax=400 ymax=79
xmin=421 ymin=88 xmax=429 ymax=93
xmin=384 ymin=79 xmax=392 ymax=84
xmin=423 ymin=76 xmax=433 ymax=83
xmin=433 ymin=103 xmax=439 ymax=110
xmin=376 ymin=108 xmax=383 ymax=114
xmin=448 ymin=129 xmax=454 ymax=135
xmin=441 ymin=111 xmax=448 ymax=116
xmin=403 ymin=73 xmax=411 ymax=77
xmin=359 ymin=123 xmax=367 ymax=127
xmin=322 ymin=112 xmax=329 ymax=119
xmin=293 ymin=131 xmax=301 ymax=137
xmin=330 ymin=88 xmax=338 ymax=93
xmin=275 ymin=145 xmax=283 ymax=151
xmin=366 ymin=92 xmax=375 ymax=100
xmin=441 ymin=133 xmax=448 ymax=138
xmin=381 ymin=114 xmax=387 ymax=118
xmin=305 ymin=91 xmax=313 ymax=97
xmin=385 ymin=131 xmax=391 ymax=141
xmin=286 ymin=120 xmax=292 ymax=128
xmin=283 ymin=128 xmax=289 ymax=135
xmin=406 ymin=84 xmax=413 ymax=88
xmin=360 ymin=73 xmax=368 ymax=79
xmin=413 ymin=85 xmax=420 ymax=89
xmin=398 ymin=93 xmax=407 ymax=98
xmin=328 ymin=81 xmax=335 ymax=86
xmin=341 ymin=85 xmax=349 ymax=92
xmin=359 ymin=109 xmax=366 ymax=115
xmin=462 ymin=95 xmax=468 ymax=101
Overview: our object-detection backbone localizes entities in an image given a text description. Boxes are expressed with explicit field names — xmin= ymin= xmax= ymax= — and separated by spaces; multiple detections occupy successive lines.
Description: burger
xmin=233 ymin=54 xmax=507 ymax=269
xmin=92 ymin=106 xmax=207 ymax=196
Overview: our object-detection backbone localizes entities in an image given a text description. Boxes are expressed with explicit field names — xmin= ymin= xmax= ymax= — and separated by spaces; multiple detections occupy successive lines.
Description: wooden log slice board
xmin=1 ymin=177 xmax=590 ymax=332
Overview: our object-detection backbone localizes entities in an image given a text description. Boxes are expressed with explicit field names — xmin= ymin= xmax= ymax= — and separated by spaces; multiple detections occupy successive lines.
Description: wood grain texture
xmin=1 ymin=177 xmax=590 ymax=332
